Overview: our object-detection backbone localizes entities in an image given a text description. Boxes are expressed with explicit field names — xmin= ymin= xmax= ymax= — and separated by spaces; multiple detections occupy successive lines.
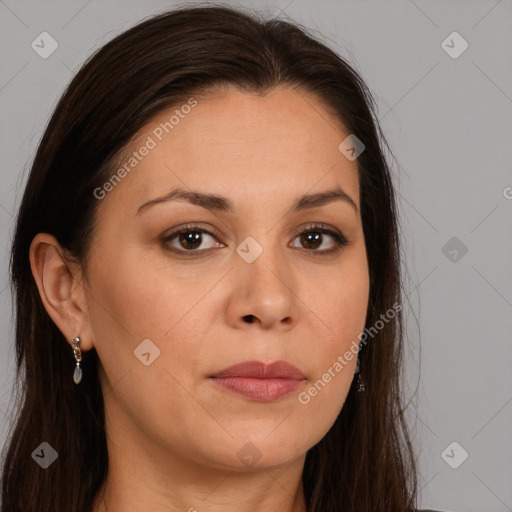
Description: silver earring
xmin=72 ymin=337 xmax=82 ymax=385
xmin=357 ymin=373 xmax=366 ymax=392
xmin=355 ymin=356 xmax=365 ymax=392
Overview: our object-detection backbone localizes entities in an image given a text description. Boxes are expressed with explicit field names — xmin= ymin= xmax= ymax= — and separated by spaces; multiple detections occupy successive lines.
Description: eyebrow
xmin=137 ymin=186 xmax=358 ymax=215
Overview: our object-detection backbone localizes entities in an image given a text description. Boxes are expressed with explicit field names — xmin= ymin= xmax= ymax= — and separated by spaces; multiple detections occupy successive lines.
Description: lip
xmin=209 ymin=360 xmax=306 ymax=402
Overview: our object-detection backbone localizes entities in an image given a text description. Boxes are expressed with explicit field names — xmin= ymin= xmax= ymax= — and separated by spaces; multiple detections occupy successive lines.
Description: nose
xmin=224 ymin=243 xmax=299 ymax=331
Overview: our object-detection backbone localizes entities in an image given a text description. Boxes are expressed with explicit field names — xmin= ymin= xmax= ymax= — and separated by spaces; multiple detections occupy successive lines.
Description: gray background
xmin=0 ymin=1 xmax=511 ymax=511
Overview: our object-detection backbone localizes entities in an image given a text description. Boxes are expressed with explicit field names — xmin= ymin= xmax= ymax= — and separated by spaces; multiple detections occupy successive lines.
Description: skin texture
xmin=29 ymin=86 xmax=370 ymax=512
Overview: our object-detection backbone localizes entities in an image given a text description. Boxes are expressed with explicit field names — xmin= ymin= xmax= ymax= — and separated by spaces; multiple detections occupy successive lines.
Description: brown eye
xmin=290 ymin=224 xmax=349 ymax=254
xmin=299 ymin=231 xmax=323 ymax=250
xmin=177 ymin=230 xmax=203 ymax=250
xmin=162 ymin=223 xmax=348 ymax=257
xmin=163 ymin=226 xmax=223 ymax=253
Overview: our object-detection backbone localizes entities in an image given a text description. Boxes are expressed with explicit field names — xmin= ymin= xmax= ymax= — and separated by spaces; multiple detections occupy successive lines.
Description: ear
xmin=29 ymin=233 xmax=95 ymax=352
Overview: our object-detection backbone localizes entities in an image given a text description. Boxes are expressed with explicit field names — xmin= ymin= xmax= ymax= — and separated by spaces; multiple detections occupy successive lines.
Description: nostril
xmin=243 ymin=315 xmax=254 ymax=323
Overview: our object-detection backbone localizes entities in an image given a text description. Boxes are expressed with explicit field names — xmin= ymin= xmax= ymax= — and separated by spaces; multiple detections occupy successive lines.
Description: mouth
xmin=209 ymin=360 xmax=306 ymax=402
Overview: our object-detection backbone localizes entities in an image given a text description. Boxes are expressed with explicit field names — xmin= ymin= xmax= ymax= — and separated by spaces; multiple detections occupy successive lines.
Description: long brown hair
xmin=1 ymin=4 xmax=417 ymax=511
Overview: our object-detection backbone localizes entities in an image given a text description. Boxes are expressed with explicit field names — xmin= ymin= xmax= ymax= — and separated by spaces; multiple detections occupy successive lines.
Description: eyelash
xmin=162 ymin=223 xmax=350 ymax=257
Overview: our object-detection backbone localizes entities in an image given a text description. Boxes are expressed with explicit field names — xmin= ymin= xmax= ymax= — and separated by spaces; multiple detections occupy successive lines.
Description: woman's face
xmin=84 ymin=86 xmax=369 ymax=471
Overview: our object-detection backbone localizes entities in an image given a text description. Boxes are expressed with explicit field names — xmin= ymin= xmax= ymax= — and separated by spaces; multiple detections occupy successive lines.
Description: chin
xmin=191 ymin=436 xmax=308 ymax=473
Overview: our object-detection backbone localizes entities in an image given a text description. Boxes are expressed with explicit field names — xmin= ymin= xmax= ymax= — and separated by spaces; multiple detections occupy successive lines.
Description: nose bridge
xmin=236 ymin=230 xmax=285 ymax=281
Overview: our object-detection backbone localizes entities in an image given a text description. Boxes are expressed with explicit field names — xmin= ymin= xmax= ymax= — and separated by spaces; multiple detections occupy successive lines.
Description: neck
xmin=92 ymin=455 xmax=307 ymax=512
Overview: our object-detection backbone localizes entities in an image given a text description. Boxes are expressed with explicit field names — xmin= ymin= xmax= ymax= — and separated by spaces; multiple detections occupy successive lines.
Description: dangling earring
xmin=355 ymin=356 xmax=365 ymax=393
xmin=72 ymin=337 xmax=82 ymax=385
xmin=357 ymin=373 xmax=366 ymax=392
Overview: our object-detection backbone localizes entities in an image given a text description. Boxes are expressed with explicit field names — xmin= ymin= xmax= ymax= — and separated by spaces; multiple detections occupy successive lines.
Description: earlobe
xmin=29 ymin=233 xmax=94 ymax=351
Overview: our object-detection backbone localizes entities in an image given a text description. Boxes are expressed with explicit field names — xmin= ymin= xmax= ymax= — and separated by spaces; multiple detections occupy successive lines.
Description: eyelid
xmin=291 ymin=222 xmax=345 ymax=240
xmin=163 ymin=222 xmax=225 ymax=242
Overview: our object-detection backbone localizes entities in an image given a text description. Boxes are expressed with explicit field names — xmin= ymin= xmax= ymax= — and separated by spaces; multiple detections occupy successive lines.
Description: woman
xmin=1 ymin=5 xmax=439 ymax=512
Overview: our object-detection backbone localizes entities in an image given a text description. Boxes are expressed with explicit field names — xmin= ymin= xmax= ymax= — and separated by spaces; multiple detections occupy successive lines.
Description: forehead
xmin=102 ymin=86 xmax=360 ymax=213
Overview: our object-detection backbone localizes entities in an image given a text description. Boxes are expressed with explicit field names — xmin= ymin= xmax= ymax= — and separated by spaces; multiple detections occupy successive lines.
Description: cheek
xmin=84 ymin=251 xmax=212 ymax=443
xmin=84 ymin=248 xmax=201 ymax=384
xmin=303 ymin=252 xmax=369 ymax=399
xmin=315 ymin=251 xmax=369 ymax=348
xmin=297 ymin=295 xmax=368 ymax=440
xmin=89 ymin=225 xmax=212 ymax=325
